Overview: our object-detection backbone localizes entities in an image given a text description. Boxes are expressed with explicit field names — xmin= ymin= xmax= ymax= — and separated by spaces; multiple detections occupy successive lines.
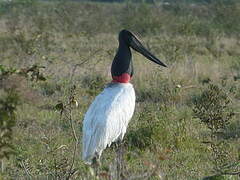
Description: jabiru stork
xmin=82 ymin=29 xmax=167 ymax=165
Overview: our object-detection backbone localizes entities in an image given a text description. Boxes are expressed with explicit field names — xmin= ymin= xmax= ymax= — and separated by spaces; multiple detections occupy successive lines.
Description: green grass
xmin=0 ymin=0 xmax=240 ymax=179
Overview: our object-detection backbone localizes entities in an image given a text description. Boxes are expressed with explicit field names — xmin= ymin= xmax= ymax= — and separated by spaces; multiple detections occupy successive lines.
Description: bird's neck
xmin=112 ymin=73 xmax=131 ymax=83
xmin=111 ymin=41 xmax=133 ymax=83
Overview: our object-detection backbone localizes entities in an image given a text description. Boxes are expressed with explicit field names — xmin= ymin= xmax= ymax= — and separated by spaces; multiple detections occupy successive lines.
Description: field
xmin=0 ymin=0 xmax=240 ymax=179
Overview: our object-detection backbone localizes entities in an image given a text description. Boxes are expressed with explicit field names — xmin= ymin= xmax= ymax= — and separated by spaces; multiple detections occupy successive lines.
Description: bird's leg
xmin=115 ymin=141 xmax=125 ymax=180
xmin=90 ymin=154 xmax=101 ymax=178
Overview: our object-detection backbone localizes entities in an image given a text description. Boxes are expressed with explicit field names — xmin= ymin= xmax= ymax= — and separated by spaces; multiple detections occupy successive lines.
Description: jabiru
xmin=82 ymin=29 xmax=167 ymax=165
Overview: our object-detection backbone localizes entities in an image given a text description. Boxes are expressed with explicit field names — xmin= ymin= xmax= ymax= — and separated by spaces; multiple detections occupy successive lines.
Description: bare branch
xmin=70 ymin=49 xmax=102 ymax=81
xmin=65 ymin=86 xmax=79 ymax=180
xmin=20 ymin=160 xmax=32 ymax=179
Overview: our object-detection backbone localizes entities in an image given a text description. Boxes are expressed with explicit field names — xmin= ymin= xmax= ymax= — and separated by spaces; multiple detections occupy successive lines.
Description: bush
xmin=126 ymin=106 xmax=155 ymax=150
xmin=209 ymin=0 xmax=240 ymax=35
xmin=0 ymin=90 xmax=20 ymax=160
xmin=193 ymin=84 xmax=238 ymax=177
xmin=193 ymin=84 xmax=234 ymax=132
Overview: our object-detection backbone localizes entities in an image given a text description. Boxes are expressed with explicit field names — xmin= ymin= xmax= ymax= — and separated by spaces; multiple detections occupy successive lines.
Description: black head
xmin=118 ymin=29 xmax=133 ymax=45
xmin=111 ymin=30 xmax=167 ymax=80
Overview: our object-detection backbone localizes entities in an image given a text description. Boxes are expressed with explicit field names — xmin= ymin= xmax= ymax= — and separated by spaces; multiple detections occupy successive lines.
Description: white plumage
xmin=81 ymin=29 xmax=167 ymax=165
xmin=82 ymin=82 xmax=135 ymax=164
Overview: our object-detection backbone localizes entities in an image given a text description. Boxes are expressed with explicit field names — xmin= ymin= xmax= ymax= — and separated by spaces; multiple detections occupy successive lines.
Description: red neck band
xmin=112 ymin=73 xmax=131 ymax=83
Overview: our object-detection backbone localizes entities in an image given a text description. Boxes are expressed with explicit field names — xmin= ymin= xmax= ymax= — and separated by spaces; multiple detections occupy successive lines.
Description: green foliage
xmin=203 ymin=174 xmax=235 ymax=180
xmin=0 ymin=64 xmax=46 ymax=82
xmin=0 ymin=65 xmax=21 ymax=160
xmin=193 ymin=84 xmax=234 ymax=132
xmin=210 ymin=0 xmax=240 ymax=35
xmin=0 ymin=63 xmax=46 ymax=163
xmin=0 ymin=64 xmax=17 ymax=78
xmin=120 ymin=3 xmax=163 ymax=35
xmin=1 ymin=0 xmax=239 ymax=37
xmin=126 ymin=106 xmax=155 ymax=150
xmin=193 ymin=84 xmax=239 ymax=177
xmin=126 ymin=103 xmax=194 ymax=153
xmin=0 ymin=91 xmax=20 ymax=160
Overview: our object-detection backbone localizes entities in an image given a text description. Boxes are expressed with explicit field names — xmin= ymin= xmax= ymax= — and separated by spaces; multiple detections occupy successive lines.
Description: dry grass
xmin=0 ymin=1 xmax=240 ymax=179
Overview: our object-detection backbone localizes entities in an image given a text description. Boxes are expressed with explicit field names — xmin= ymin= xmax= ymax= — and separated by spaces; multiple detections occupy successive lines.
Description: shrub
xmin=0 ymin=90 xmax=20 ymax=160
xmin=210 ymin=0 xmax=240 ymax=35
xmin=193 ymin=84 xmax=238 ymax=177
xmin=126 ymin=106 xmax=155 ymax=150
xmin=193 ymin=84 xmax=234 ymax=132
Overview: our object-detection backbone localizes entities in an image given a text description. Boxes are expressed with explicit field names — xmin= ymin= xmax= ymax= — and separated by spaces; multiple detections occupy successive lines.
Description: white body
xmin=82 ymin=83 xmax=135 ymax=164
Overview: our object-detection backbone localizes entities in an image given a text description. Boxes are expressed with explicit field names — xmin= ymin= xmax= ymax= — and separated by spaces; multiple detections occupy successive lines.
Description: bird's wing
xmin=82 ymin=83 xmax=135 ymax=164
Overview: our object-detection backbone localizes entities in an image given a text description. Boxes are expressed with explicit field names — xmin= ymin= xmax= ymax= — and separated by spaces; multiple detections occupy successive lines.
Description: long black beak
xmin=129 ymin=35 xmax=167 ymax=67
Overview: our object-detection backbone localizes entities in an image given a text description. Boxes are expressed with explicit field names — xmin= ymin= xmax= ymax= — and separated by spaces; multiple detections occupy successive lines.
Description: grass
xmin=0 ymin=0 xmax=240 ymax=179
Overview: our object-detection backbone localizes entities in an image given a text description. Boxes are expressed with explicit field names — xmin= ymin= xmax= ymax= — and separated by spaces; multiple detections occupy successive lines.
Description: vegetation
xmin=0 ymin=0 xmax=239 ymax=179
